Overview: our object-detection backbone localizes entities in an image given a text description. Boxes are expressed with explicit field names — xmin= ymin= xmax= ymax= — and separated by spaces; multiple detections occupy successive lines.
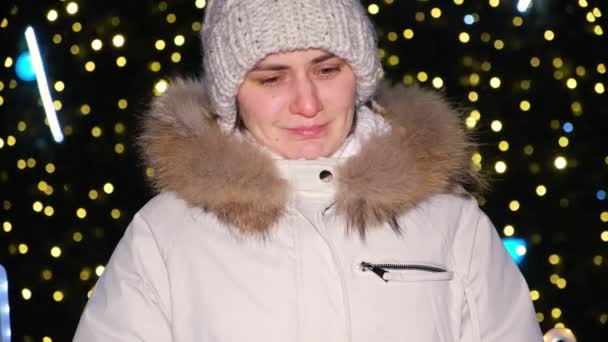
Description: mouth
xmin=286 ymin=124 xmax=326 ymax=138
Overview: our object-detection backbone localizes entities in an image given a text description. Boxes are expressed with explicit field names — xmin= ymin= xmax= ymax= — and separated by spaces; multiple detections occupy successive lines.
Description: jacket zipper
xmin=360 ymin=261 xmax=447 ymax=282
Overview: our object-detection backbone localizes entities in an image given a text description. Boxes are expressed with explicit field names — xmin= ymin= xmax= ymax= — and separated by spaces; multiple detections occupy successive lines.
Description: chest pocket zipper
xmin=360 ymin=261 xmax=453 ymax=283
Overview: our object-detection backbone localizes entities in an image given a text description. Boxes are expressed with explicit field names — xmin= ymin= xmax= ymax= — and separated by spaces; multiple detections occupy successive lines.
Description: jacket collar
xmin=139 ymin=78 xmax=480 ymax=236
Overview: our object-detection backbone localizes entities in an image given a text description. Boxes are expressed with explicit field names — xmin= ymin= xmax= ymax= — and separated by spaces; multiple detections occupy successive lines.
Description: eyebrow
xmin=250 ymin=53 xmax=338 ymax=72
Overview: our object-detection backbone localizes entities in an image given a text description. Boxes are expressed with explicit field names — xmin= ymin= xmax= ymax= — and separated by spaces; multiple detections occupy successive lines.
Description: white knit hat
xmin=200 ymin=0 xmax=382 ymax=129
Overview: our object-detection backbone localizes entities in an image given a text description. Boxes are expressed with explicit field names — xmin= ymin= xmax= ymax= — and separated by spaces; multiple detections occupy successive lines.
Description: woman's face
xmin=236 ymin=49 xmax=357 ymax=159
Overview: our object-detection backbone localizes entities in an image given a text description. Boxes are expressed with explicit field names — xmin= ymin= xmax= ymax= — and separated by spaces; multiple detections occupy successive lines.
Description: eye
xmin=259 ymin=74 xmax=284 ymax=86
xmin=318 ymin=65 xmax=341 ymax=78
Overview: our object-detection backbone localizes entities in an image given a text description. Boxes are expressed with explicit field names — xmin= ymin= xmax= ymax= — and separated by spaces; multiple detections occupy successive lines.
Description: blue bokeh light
xmin=15 ymin=52 xmax=36 ymax=82
xmin=597 ymin=190 xmax=606 ymax=201
xmin=464 ymin=14 xmax=475 ymax=25
xmin=563 ymin=122 xmax=574 ymax=133
xmin=502 ymin=238 xmax=528 ymax=265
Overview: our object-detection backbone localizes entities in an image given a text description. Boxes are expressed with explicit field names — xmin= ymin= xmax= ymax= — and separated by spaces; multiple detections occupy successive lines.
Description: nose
xmin=289 ymin=75 xmax=323 ymax=118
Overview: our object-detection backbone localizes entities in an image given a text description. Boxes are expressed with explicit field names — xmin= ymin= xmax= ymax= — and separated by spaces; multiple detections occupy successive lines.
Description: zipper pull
xmin=360 ymin=262 xmax=389 ymax=282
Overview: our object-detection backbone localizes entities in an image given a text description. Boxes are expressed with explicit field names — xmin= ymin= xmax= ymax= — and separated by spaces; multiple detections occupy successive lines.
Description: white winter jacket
xmin=74 ymin=80 xmax=543 ymax=341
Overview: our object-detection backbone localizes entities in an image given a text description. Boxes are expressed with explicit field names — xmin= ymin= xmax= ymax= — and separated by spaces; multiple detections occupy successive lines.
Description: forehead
xmin=253 ymin=49 xmax=341 ymax=69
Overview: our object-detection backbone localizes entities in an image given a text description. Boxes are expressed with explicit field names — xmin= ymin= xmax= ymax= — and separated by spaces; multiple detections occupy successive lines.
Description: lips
xmin=287 ymin=124 xmax=326 ymax=138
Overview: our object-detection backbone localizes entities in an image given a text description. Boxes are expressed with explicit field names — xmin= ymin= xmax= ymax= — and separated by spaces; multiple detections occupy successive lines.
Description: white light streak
xmin=25 ymin=26 xmax=64 ymax=143
xmin=517 ymin=0 xmax=533 ymax=13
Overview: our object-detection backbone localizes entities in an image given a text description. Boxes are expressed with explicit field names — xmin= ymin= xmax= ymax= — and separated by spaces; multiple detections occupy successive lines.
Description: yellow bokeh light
xmin=503 ymin=225 xmax=515 ymax=236
xmin=417 ymin=72 xmax=428 ymax=82
xmin=113 ymin=34 xmax=125 ymax=47
xmin=41 ymin=269 xmax=53 ymax=281
xmin=498 ymin=141 xmax=509 ymax=151
xmin=551 ymin=308 xmax=562 ymax=319
xmin=520 ymin=100 xmax=531 ymax=111
xmin=91 ymin=126 xmax=102 ymax=138
xmin=66 ymin=2 xmax=79 ymax=14
xmin=17 ymin=159 xmax=27 ymax=170
xmin=195 ymin=0 xmax=207 ymax=9
xmin=155 ymin=40 xmax=166 ymax=50
xmin=459 ymin=32 xmax=470 ymax=43
xmin=166 ymin=13 xmax=177 ymax=23
xmin=593 ymin=255 xmax=603 ymax=266
xmin=469 ymin=73 xmax=480 ymax=86
xmin=536 ymin=185 xmax=547 ymax=196
xmin=76 ymin=208 xmax=87 ymax=219
xmin=553 ymin=57 xmax=563 ymax=68
xmin=566 ymin=78 xmax=577 ymax=89
xmin=116 ymin=56 xmax=127 ymax=67
xmin=530 ymin=57 xmax=540 ymax=67
xmin=430 ymin=8 xmax=442 ymax=18
xmin=171 ymin=52 xmax=182 ymax=63
xmin=495 ymin=161 xmax=507 ymax=173
xmin=601 ymin=212 xmax=608 ymax=222
xmin=537 ymin=313 xmax=545 ymax=322
xmin=22 ymin=288 xmax=32 ymax=300
xmin=46 ymin=163 xmax=56 ymax=174
xmin=432 ymin=77 xmax=443 ymax=89
xmin=91 ymin=39 xmax=103 ymax=50
xmin=512 ymin=16 xmax=523 ymax=27
xmin=155 ymin=79 xmax=169 ymax=94
xmin=80 ymin=268 xmax=91 ymax=281
xmin=18 ymin=244 xmax=28 ymax=254
xmin=558 ymin=136 xmax=569 ymax=148
xmin=89 ymin=189 xmax=99 ymax=200
xmin=72 ymin=22 xmax=82 ymax=32
xmin=387 ymin=55 xmax=399 ymax=66
xmin=493 ymin=40 xmax=504 ymax=50
xmin=601 ymin=231 xmax=608 ymax=241
xmin=47 ymin=9 xmax=59 ymax=22
xmin=597 ymin=63 xmax=606 ymax=74
xmin=95 ymin=265 xmax=105 ymax=276
xmin=44 ymin=206 xmax=54 ymax=216
xmin=53 ymin=290 xmax=64 ymax=302
xmin=53 ymin=100 xmax=62 ymax=111
xmin=73 ymin=232 xmax=83 ymax=242
xmin=17 ymin=121 xmax=27 ymax=132
xmin=594 ymin=25 xmax=603 ymax=36
xmin=33 ymin=201 xmax=43 ymax=212
xmin=403 ymin=29 xmax=414 ymax=39
xmin=115 ymin=143 xmax=125 ymax=154
xmin=530 ymin=290 xmax=540 ymax=301
xmin=468 ymin=91 xmax=478 ymax=102
xmin=50 ymin=246 xmax=62 ymax=258
xmin=453 ymin=0 xmax=464 ymax=4
xmin=509 ymin=200 xmax=520 ymax=212
xmin=491 ymin=120 xmax=503 ymax=132
xmin=554 ymin=156 xmax=568 ymax=170
xmin=118 ymin=99 xmax=128 ymax=110
xmin=4 ymin=57 xmax=13 ymax=68
xmin=595 ymin=82 xmax=605 ymax=94
xmin=85 ymin=61 xmax=96 ymax=72
xmin=489 ymin=77 xmax=501 ymax=88
xmin=544 ymin=30 xmax=555 ymax=41
xmin=111 ymin=209 xmax=122 ymax=219
xmin=54 ymin=81 xmax=65 ymax=92
xmin=42 ymin=337 xmax=52 ymax=342
xmin=489 ymin=0 xmax=500 ymax=7
xmin=549 ymin=254 xmax=561 ymax=265
xmin=104 ymin=183 xmax=115 ymax=194
xmin=579 ymin=0 xmax=588 ymax=7
xmin=174 ymin=35 xmax=185 ymax=46
xmin=3 ymin=221 xmax=12 ymax=232
xmin=366 ymin=4 xmax=381 ymax=15
xmin=70 ymin=45 xmax=81 ymax=55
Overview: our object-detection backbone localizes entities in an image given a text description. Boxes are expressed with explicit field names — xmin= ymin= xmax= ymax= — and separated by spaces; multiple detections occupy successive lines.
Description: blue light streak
xmin=25 ymin=26 xmax=64 ymax=143
xmin=0 ymin=265 xmax=10 ymax=342
xmin=503 ymin=238 xmax=528 ymax=265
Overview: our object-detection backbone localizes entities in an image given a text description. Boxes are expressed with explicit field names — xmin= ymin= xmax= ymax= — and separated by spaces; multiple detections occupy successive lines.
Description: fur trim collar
xmin=139 ymin=79 xmax=479 ymax=236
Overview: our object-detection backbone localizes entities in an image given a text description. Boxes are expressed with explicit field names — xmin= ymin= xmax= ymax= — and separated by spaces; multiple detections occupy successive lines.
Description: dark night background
xmin=0 ymin=0 xmax=606 ymax=341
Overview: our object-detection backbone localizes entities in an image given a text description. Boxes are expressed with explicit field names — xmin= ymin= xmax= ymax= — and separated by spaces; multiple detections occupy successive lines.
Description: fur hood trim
xmin=139 ymin=79 xmax=479 ymax=236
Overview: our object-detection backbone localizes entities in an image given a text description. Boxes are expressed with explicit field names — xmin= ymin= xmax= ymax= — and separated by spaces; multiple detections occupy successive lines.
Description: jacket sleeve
xmin=73 ymin=213 xmax=172 ymax=341
xmin=455 ymin=198 xmax=543 ymax=341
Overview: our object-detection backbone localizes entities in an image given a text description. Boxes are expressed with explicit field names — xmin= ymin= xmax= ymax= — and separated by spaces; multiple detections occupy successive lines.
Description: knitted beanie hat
xmin=200 ymin=0 xmax=381 ymax=129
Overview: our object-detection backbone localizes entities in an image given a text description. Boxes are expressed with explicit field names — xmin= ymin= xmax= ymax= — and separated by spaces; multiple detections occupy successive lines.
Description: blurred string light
xmin=0 ymin=265 xmax=10 ymax=342
xmin=517 ymin=0 xmax=533 ymax=13
xmin=503 ymin=238 xmax=528 ymax=264
xmin=24 ymin=26 xmax=64 ymax=143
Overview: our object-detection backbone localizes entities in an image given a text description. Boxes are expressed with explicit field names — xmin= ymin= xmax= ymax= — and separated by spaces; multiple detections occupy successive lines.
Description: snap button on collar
xmin=319 ymin=170 xmax=333 ymax=183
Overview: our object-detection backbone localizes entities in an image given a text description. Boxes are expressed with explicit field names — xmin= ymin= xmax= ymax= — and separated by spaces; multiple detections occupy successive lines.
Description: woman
xmin=74 ymin=0 xmax=543 ymax=340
